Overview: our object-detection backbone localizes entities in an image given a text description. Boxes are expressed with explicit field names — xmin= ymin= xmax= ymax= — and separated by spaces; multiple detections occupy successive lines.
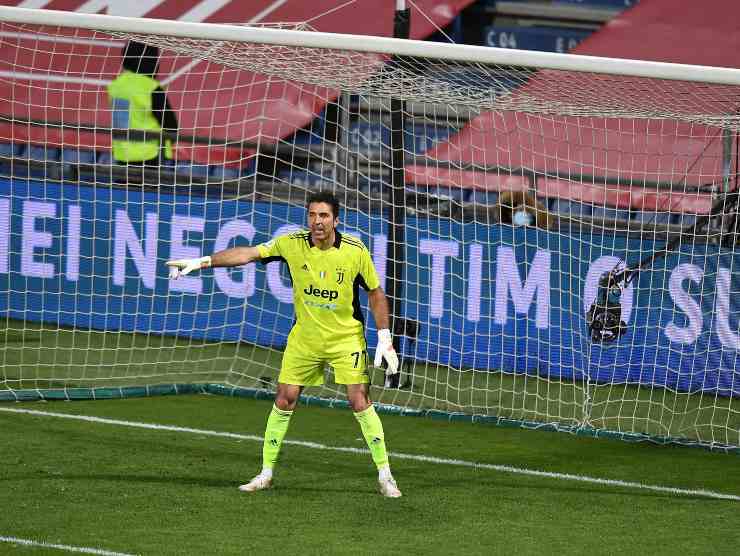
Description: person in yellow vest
xmin=107 ymin=41 xmax=178 ymax=166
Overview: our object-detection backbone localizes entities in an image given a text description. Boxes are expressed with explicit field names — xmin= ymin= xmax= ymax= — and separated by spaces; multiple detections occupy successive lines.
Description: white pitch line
xmin=1 ymin=405 xmax=738 ymax=502
xmin=0 ymin=535 xmax=136 ymax=556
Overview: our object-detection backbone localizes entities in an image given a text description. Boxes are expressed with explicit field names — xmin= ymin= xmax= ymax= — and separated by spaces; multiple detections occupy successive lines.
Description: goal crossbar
xmin=2 ymin=5 xmax=740 ymax=87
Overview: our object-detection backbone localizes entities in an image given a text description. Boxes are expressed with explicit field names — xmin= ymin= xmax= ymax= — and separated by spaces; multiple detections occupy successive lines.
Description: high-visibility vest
xmin=107 ymin=70 xmax=172 ymax=162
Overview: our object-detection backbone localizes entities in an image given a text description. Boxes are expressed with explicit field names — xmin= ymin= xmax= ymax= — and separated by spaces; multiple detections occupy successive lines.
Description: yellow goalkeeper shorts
xmin=278 ymin=334 xmax=370 ymax=386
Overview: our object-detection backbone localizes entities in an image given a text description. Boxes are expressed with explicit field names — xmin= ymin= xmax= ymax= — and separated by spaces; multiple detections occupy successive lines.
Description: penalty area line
xmin=0 ymin=535 xmax=136 ymax=556
xmin=1 ymin=405 xmax=738 ymax=503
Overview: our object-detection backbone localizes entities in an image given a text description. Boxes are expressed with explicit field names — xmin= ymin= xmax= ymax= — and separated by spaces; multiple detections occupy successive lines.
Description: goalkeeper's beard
xmin=310 ymin=226 xmax=333 ymax=245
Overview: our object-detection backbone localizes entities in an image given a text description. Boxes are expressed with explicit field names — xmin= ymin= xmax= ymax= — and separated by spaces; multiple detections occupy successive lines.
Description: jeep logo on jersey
xmin=336 ymin=267 xmax=346 ymax=284
xmin=304 ymin=284 xmax=339 ymax=301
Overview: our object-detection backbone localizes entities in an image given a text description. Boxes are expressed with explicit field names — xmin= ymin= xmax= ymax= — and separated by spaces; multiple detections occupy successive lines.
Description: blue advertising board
xmin=1 ymin=177 xmax=738 ymax=397
xmin=481 ymin=0 xmax=635 ymax=7
xmin=554 ymin=0 xmax=636 ymax=8
xmin=484 ymin=26 xmax=592 ymax=53
xmin=347 ymin=121 xmax=455 ymax=155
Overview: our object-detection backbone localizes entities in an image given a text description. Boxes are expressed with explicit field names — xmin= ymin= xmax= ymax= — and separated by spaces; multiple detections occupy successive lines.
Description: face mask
xmin=513 ymin=210 xmax=533 ymax=226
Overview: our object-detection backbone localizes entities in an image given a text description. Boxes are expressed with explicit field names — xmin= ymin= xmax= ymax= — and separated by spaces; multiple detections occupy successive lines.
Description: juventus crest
xmin=336 ymin=267 xmax=346 ymax=284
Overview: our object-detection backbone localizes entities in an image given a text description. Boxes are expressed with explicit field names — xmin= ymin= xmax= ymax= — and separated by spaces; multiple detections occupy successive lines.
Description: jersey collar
xmin=307 ymin=230 xmax=342 ymax=249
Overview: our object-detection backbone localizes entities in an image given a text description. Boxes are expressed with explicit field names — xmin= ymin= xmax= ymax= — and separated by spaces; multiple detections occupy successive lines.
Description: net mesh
xmin=0 ymin=17 xmax=738 ymax=449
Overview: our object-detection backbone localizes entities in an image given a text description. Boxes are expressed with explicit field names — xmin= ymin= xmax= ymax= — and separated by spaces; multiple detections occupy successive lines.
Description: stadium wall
xmin=1 ymin=176 xmax=738 ymax=398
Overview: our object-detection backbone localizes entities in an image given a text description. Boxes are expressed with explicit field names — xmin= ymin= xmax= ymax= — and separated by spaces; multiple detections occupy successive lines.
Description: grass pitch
xmin=3 ymin=319 xmax=739 ymax=447
xmin=1 ymin=393 xmax=739 ymax=555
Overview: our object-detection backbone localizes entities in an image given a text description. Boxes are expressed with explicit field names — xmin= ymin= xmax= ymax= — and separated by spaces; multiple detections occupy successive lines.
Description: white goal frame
xmin=2 ymin=5 xmax=740 ymax=87
xmin=0 ymin=5 xmax=738 ymax=452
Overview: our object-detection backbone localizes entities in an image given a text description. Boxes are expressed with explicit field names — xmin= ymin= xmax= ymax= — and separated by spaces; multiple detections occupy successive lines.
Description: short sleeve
xmin=257 ymin=236 xmax=284 ymax=260
xmin=358 ymin=246 xmax=381 ymax=291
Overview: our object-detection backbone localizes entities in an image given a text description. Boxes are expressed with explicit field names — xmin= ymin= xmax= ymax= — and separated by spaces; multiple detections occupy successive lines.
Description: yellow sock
xmin=353 ymin=405 xmax=389 ymax=469
xmin=262 ymin=404 xmax=293 ymax=470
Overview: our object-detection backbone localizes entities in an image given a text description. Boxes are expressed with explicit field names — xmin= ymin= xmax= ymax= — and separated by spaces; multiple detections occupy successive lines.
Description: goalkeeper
xmin=167 ymin=192 xmax=402 ymax=498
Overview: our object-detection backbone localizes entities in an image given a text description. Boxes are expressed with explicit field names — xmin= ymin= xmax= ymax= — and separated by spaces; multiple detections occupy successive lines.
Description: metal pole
xmin=385 ymin=1 xmax=410 ymax=387
xmin=335 ymin=92 xmax=352 ymax=191
xmin=723 ymin=127 xmax=732 ymax=194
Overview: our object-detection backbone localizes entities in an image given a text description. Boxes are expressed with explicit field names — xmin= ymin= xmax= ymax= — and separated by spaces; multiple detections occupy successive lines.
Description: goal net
xmin=0 ymin=7 xmax=738 ymax=451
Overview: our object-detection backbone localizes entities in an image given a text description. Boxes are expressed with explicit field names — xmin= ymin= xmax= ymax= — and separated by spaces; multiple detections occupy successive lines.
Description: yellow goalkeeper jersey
xmin=257 ymin=230 xmax=381 ymax=346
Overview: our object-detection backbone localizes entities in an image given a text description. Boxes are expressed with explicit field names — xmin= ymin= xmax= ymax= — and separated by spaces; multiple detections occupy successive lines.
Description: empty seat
xmin=61 ymin=149 xmax=97 ymax=165
xmin=91 ymin=151 xmax=116 ymax=184
xmin=0 ymin=143 xmax=21 ymax=177
xmin=470 ymin=190 xmax=499 ymax=205
xmin=633 ymin=211 xmax=673 ymax=225
xmin=591 ymin=205 xmax=631 ymax=222
xmin=278 ymin=169 xmax=331 ymax=189
xmin=673 ymin=213 xmax=698 ymax=228
xmin=60 ymin=148 xmax=98 ymax=182
xmin=17 ymin=144 xmax=58 ymax=179
xmin=430 ymin=186 xmax=469 ymax=202
xmin=0 ymin=142 xmax=21 ymax=158
xmin=357 ymin=174 xmax=384 ymax=193
xmin=26 ymin=145 xmax=59 ymax=162
xmin=209 ymin=165 xmax=241 ymax=181
xmin=550 ymin=198 xmax=593 ymax=217
xmin=175 ymin=161 xmax=210 ymax=180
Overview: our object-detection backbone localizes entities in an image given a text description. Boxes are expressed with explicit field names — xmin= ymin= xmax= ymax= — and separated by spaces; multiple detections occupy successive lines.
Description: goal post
xmin=0 ymin=6 xmax=738 ymax=451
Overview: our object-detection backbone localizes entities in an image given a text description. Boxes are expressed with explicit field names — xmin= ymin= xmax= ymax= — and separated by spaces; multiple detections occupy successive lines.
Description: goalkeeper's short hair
xmin=307 ymin=191 xmax=340 ymax=219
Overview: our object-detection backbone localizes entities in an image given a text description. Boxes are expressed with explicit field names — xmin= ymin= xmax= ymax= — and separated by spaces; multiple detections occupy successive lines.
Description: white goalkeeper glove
xmin=374 ymin=328 xmax=399 ymax=376
xmin=166 ymin=256 xmax=212 ymax=279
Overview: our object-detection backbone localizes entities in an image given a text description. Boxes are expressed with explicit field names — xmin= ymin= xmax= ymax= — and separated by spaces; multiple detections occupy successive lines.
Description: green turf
xmin=0 ymin=394 xmax=738 ymax=555
xmin=2 ymin=319 xmax=739 ymax=448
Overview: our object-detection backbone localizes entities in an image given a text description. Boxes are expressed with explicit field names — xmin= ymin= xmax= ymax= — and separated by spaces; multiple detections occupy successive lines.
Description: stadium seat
xmin=554 ymin=0 xmax=633 ymax=8
xmin=60 ymin=148 xmax=98 ymax=181
xmin=549 ymin=198 xmax=593 ymax=218
xmin=0 ymin=142 xmax=20 ymax=158
xmin=209 ymin=165 xmax=241 ymax=182
xmin=28 ymin=145 xmax=59 ymax=162
xmin=470 ymin=190 xmax=499 ymax=205
xmin=175 ymin=161 xmax=210 ymax=181
xmin=92 ymin=151 xmax=116 ymax=183
xmin=430 ymin=186 xmax=469 ymax=202
xmin=633 ymin=210 xmax=673 ymax=225
xmin=61 ymin=148 xmax=97 ymax=165
xmin=591 ymin=205 xmax=631 ymax=222
xmin=278 ymin=169 xmax=332 ymax=190
xmin=404 ymin=123 xmax=456 ymax=154
xmin=673 ymin=213 xmax=698 ymax=228
xmin=18 ymin=144 xmax=59 ymax=179
xmin=357 ymin=174 xmax=384 ymax=194
xmin=0 ymin=142 xmax=21 ymax=175
xmin=159 ymin=158 xmax=175 ymax=171
xmin=289 ymin=111 xmax=326 ymax=145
